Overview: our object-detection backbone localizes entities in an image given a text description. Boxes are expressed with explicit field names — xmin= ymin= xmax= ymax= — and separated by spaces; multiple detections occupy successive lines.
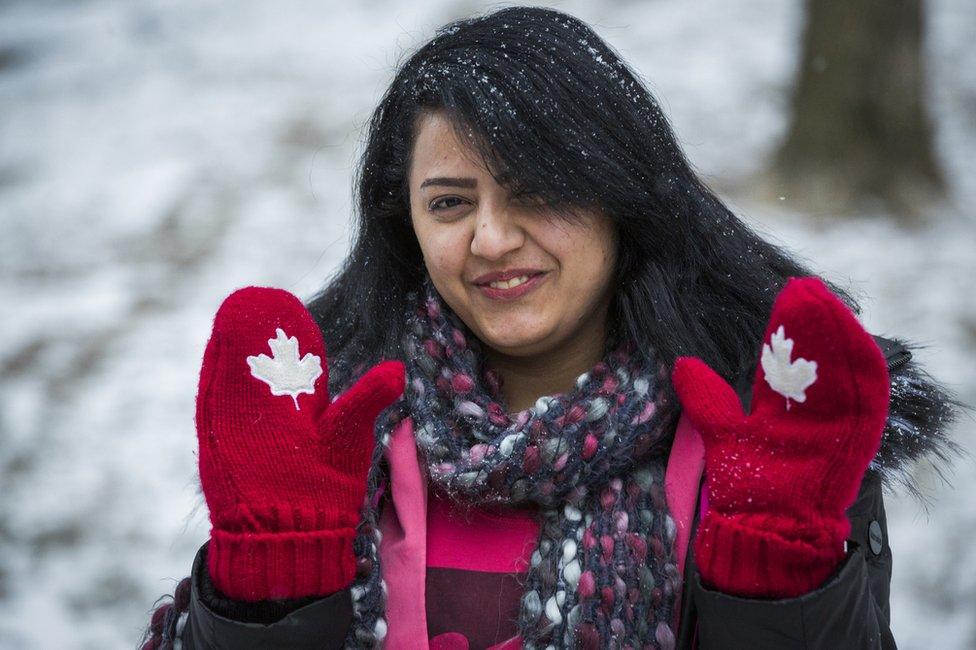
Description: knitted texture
xmin=339 ymin=274 xmax=683 ymax=649
xmin=672 ymin=276 xmax=890 ymax=599
xmin=195 ymin=286 xmax=405 ymax=601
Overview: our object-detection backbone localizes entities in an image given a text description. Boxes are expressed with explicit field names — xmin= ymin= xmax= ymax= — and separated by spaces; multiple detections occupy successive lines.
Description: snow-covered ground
xmin=0 ymin=0 xmax=972 ymax=647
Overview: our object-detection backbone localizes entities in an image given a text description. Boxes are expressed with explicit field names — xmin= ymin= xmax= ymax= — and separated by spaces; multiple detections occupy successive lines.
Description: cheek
xmin=416 ymin=225 xmax=468 ymax=275
xmin=548 ymin=227 xmax=611 ymax=277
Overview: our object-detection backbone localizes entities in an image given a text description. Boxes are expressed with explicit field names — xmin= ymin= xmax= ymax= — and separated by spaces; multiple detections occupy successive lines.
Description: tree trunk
xmin=769 ymin=0 xmax=944 ymax=220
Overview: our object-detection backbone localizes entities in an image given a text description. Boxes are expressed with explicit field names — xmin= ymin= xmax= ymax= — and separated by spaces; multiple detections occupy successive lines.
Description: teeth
xmin=489 ymin=275 xmax=530 ymax=289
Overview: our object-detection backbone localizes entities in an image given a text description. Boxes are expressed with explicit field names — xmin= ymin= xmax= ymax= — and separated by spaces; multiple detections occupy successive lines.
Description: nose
xmin=469 ymin=203 xmax=525 ymax=260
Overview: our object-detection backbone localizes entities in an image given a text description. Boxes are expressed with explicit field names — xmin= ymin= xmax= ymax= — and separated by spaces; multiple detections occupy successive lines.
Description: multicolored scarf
xmin=341 ymin=274 xmax=684 ymax=649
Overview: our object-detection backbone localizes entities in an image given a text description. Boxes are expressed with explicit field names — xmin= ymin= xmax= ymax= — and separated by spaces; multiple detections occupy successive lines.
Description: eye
xmin=429 ymin=196 xmax=468 ymax=212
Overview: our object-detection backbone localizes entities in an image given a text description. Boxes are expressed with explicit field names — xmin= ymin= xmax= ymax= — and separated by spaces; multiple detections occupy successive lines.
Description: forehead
xmin=410 ymin=111 xmax=490 ymax=177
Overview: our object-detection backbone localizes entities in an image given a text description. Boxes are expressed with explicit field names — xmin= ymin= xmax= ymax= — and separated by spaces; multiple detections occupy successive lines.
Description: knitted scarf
xmin=336 ymin=275 xmax=683 ymax=649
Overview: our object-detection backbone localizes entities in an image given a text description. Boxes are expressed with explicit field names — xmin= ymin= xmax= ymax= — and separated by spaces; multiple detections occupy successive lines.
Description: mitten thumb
xmin=672 ymin=356 xmax=745 ymax=442
xmin=319 ymin=360 xmax=406 ymax=477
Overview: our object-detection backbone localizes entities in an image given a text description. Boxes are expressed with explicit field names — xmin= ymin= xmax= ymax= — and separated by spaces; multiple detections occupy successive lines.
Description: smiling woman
xmin=408 ymin=109 xmax=618 ymax=412
xmin=140 ymin=5 xmax=963 ymax=650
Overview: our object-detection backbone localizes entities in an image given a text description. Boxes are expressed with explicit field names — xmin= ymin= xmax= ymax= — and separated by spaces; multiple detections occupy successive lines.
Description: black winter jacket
xmin=144 ymin=335 xmax=963 ymax=649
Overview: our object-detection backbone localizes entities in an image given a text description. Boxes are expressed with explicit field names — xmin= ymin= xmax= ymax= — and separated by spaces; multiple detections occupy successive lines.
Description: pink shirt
xmin=377 ymin=413 xmax=706 ymax=649
xmin=425 ymin=487 xmax=539 ymax=648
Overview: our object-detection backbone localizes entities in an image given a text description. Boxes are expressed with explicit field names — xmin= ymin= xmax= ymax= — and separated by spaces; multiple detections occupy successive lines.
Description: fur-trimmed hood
xmin=869 ymin=336 xmax=969 ymax=501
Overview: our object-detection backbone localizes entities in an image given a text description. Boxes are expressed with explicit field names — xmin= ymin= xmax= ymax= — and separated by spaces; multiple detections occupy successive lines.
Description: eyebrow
xmin=420 ymin=177 xmax=478 ymax=189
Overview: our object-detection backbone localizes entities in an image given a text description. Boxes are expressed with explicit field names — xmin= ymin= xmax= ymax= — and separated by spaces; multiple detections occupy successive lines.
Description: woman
xmin=140 ymin=6 xmax=963 ymax=649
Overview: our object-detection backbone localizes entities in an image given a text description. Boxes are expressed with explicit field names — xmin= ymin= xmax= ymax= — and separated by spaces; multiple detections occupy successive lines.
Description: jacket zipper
xmin=886 ymin=348 xmax=911 ymax=372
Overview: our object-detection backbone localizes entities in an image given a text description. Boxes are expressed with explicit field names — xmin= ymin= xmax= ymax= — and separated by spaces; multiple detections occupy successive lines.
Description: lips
xmin=476 ymin=271 xmax=549 ymax=301
xmin=473 ymin=269 xmax=546 ymax=286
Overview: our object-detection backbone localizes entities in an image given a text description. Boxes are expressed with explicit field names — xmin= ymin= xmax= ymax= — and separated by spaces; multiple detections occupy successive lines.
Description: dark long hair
xmin=306 ymin=5 xmax=859 ymax=398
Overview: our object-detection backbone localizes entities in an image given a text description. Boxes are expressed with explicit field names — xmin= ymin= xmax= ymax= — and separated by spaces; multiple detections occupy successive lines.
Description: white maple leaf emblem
xmin=246 ymin=327 xmax=323 ymax=410
xmin=760 ymin=324 xmax=818 ymax=410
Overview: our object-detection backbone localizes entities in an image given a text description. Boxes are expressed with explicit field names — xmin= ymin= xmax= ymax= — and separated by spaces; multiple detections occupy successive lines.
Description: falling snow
xmin=0 ymin=0 xmax=973 ymax=648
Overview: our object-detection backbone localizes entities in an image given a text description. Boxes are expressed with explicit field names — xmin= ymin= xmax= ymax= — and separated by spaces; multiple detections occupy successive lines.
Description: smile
xmin=476 ymin=272 xmax=548 ymax=301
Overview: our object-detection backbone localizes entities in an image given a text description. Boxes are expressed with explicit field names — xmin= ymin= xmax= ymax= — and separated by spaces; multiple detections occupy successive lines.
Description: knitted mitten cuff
xmin=208 ymin=527 xmax=357 ymax=602
xmin=694 ymin=511 xmax=847 ymax=599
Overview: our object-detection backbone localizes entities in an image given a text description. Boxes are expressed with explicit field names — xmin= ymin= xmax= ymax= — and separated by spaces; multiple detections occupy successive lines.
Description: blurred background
xmin=0 ymin=0 xmax=973 ymax=647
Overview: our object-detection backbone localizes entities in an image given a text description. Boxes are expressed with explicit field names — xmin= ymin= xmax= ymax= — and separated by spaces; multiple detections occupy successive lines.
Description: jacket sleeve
xmin=688 ymin=469 xmax=896 ymax=649
xmin=142 ymin=541 xmax=355 ymax=649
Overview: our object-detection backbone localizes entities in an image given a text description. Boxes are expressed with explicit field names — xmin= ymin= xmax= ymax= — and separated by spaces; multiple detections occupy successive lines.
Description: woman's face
xmin=407 ymin=110 xmax=618 ymax=358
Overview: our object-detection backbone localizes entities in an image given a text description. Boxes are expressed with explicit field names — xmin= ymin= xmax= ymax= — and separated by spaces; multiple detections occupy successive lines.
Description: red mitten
xmin=196 ymin=286 xmax=405 ymax=601
xmin=672 ymin=276 xmax=890 ymax=598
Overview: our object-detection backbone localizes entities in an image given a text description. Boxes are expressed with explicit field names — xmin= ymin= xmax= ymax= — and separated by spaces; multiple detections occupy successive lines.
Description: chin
xmin=476 ymin=323 xmax=552 ymax=354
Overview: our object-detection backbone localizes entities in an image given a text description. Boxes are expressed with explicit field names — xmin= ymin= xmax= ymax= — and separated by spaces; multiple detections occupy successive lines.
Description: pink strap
xmin=377 ymin=417 xmax=430 ymax=648
xmin=663 ymin=412 xmax=706 ymax=631
xmin=664 ymin=412 xmax=706 ymax=578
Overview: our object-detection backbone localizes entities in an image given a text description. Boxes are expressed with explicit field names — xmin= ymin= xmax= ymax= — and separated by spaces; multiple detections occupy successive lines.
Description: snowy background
xmin=1 ymin=0 xmax=973 ymax=647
